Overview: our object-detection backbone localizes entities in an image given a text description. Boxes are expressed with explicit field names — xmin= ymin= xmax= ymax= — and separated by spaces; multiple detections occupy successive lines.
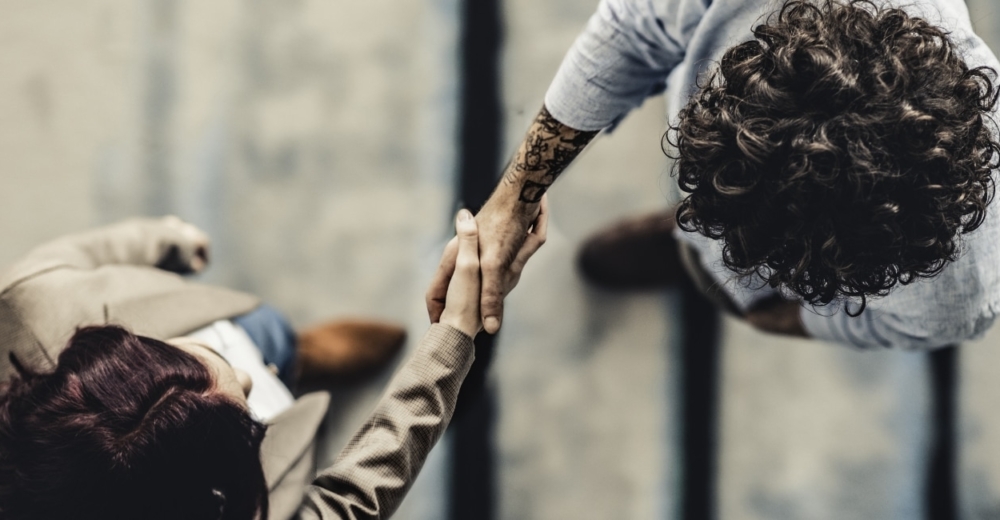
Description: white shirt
xmin=187 ymin=320 xmax=295 ymax=421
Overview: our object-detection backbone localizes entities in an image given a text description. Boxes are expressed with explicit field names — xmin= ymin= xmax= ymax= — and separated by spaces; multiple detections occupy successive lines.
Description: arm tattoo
xmin=501 ymin=106 xmax=598 ymax=203
xmin=519 ymin=181 xmax=550 ymax=203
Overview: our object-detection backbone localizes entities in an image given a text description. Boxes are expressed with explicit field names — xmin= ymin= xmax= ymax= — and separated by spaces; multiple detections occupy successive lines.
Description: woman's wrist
xmin=439 ymin=313 xmax=479 ymax=339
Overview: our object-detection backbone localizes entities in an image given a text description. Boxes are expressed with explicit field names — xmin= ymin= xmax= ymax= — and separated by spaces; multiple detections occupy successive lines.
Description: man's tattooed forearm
xmin=521 ymin=133 xmax=549 ymax=172
xmin=503 ymin=106 xmax=598 ymax=200
xmin=519 ymin=180 xmax=552 ymax=203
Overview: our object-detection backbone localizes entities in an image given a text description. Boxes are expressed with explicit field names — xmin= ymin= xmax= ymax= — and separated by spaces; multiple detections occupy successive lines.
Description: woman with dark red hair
xmin=0 ymin=203 xmax=548 ymax=519
xmin=0 ymin=326 xmax=271 ymax=520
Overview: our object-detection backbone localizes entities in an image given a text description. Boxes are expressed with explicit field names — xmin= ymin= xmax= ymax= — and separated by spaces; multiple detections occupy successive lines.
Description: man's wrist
xmin=485 ymin=179 xmax=539 ymax=220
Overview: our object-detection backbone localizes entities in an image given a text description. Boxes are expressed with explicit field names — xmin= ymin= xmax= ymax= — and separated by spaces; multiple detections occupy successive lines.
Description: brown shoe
xmin=577 ymin=208 xmax=683 ymax=290
xmin=296 ymin=320 xmax=406 ymax=384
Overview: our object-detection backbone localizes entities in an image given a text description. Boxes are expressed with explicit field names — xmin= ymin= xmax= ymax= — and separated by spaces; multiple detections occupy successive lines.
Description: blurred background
xmin=3 ymin=0 xmax=1000 ymax=518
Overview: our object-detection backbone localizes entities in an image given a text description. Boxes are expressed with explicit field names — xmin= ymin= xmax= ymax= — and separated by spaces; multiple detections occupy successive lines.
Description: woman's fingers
xmin=439 ymin=209 xmax=483 ymax=337
xmin=452 ymin=209 xmax=481 ymax=290
xmin=425 ymin=236 xmax=459 ymax=323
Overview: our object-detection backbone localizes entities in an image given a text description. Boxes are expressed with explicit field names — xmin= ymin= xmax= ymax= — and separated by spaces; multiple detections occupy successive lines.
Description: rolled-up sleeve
xmin=800 ymin=302 xmax=997 ymax=351
xmin=545 ymin=0 xmax=705 ymax=131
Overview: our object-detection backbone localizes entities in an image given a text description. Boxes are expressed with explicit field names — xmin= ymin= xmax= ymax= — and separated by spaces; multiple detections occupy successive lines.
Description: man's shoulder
xmin=871 ymin=217 xmax=1000 ymax=331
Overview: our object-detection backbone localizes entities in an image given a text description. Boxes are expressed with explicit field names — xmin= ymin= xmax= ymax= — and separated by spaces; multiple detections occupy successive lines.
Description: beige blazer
xmin=0 ymin=219 xmax=475 ymax=520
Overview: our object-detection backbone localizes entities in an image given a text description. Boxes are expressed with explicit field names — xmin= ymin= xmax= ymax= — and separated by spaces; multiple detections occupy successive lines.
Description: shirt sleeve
xmin=799 ymin=302 xmax=996 ymax=351
xmin=544 ymin=0 xmax=708 ymax=131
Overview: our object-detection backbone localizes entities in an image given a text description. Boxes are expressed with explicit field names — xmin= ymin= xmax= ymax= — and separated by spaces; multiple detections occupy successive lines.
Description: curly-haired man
xmin=427 ymin=0 xmax=1000 ymax=349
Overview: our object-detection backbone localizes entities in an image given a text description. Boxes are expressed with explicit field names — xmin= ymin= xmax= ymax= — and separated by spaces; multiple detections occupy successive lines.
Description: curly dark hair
xmin=670 ymin=0 xmax=1000 ymax=311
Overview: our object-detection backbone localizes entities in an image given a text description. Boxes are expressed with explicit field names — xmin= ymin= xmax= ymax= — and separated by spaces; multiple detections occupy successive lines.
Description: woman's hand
xmin=435 ymin=209 xmax=483 ymax=337
xmin=154 ymin=216 xmax=211 ymax=274
xmin=427 ymin=196 xmax=549 ymax=336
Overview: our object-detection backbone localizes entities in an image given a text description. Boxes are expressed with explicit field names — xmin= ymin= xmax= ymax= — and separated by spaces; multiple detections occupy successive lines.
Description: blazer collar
xmin=261 ymin=391 xmax=331 ymax=490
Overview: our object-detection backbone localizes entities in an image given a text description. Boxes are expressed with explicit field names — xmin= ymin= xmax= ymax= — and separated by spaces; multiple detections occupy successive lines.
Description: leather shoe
xmin=577 ymin=208 xmax=683 ymax=290
xmin=296 ymin=320 xmax=406 ymax=384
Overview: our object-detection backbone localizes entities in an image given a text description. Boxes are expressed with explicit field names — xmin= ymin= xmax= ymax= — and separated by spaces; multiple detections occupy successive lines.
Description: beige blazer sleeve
xmin=296 ymin=324 xmax=475 ymax=520
xmin=0 ymin=216 xmax=207 ymax=291
xmin=0 ymin=218 xmax=259 ymax=382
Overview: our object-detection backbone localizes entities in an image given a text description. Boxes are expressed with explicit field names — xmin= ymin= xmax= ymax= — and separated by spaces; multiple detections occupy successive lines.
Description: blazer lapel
xmin=107 ymin=282 xmax=261 ymax=340
xmin=261 ymin=391 xmax=331 ymax=491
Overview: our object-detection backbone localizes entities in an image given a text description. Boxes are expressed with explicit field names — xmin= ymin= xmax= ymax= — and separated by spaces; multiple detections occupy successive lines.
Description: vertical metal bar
xmin=678 ymin=277 xmax=721 ymax=520
xmin=449 ymin=0 xmax=503 ymax=518
xmin=926 ymin=346 xmax=958 ymax=520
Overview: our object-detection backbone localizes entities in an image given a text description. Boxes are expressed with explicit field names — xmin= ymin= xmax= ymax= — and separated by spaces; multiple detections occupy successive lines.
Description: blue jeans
xmin=232 ymin=304 xmax=298 ymax=386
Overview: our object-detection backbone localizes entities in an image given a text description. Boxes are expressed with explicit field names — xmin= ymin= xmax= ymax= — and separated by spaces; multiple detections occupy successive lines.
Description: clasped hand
xmin=426 ymin=196 xmax=549 ymax=337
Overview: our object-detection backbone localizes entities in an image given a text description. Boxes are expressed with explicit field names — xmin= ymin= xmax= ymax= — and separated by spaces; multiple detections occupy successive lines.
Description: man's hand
xmin=744 ymin=297 xmax=808 ymax=337
xmin=426 ymin=196 xmax=549 ymax=333
xmin=473 ymin=194 xmax=546 ymax=333
xmin=427 ymin=105 xmax=596 ymax=334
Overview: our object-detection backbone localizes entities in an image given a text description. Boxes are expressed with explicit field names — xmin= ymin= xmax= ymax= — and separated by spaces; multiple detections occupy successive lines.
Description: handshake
xmin=426 ymin=195 xmax=549 ymax=338
xmin=150 ymin=192 xmax=550 ymax=341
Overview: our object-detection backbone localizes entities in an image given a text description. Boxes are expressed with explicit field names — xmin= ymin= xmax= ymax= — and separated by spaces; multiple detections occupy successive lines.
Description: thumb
xmin=441 ymin=209 xmax=482 ymax=336
xmin=455 ymin=209 xmax=479 ymax=261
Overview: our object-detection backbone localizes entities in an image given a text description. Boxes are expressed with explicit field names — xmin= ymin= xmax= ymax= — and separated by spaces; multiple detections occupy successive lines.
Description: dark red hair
xmin=0 ymin=326 xmax=269 ymax=520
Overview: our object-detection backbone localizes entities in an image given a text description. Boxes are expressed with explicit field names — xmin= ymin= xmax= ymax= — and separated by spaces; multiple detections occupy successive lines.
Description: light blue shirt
xmin=545 ymin=0 xmax=1000 ymax=349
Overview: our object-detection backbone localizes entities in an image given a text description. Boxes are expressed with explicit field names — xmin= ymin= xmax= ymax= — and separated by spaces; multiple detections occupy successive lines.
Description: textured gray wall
xmin=0 ymin=0 xmax=126 ymax=264
xmin=0 ymin=0 xmax=461 ymax=324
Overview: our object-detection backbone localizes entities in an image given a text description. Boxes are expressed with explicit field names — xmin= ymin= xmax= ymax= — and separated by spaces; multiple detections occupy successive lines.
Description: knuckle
xmin=481 ymin=292 xmax=503 ymax=306
xmin=481 ymin=258 xmax=503 ymax=272
xmin=480 ymin=281 xmax=501 ymax=294
xmin=459 ymin=226 xmax=479 ymax=238
xmin=456 ymin=257 xmax=480 ymax=272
